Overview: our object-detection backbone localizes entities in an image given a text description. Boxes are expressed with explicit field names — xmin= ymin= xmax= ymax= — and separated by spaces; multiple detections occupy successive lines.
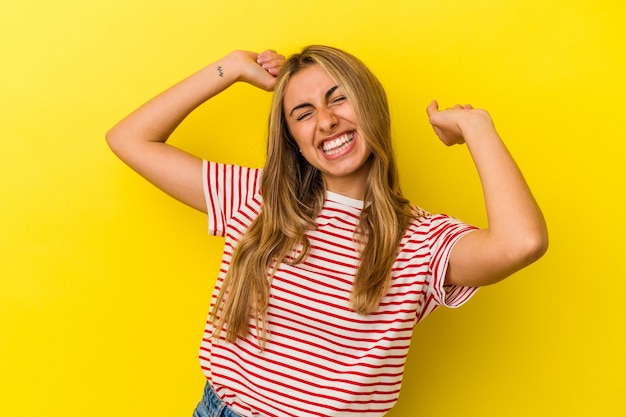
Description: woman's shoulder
xmin=405 ymin=205 xmax=472 ymax=235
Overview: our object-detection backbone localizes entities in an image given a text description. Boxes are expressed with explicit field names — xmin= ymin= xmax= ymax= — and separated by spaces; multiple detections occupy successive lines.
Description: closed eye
xmin=296 ymin=111 xmax=313 ymax=121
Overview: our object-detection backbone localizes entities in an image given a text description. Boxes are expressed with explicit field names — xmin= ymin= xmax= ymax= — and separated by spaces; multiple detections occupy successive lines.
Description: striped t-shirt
xmin=200 ymin=161 xmax=477 ymax=417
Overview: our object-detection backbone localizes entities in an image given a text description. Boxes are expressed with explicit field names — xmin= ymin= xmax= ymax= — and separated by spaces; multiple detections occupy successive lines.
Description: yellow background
xmin=1 ymin=0 xmax=624 ymax=415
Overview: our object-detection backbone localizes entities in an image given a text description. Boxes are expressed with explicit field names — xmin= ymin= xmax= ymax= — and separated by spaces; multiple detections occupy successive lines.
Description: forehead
xmin=283 ymin=64 xmax=339 ymax=105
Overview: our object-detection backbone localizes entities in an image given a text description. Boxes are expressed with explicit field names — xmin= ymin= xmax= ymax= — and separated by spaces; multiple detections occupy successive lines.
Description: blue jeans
xmin=193 ymin=382 xmax=244 ymax=417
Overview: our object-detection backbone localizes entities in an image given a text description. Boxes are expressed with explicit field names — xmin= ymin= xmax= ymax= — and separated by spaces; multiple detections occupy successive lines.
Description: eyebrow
xmin=288 ymin=85 xmax=340 ymax=117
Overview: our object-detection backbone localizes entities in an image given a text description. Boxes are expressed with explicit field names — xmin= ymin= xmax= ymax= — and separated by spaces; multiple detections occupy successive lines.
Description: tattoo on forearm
xmin=217 ymin=66 xmax=224 ymax=77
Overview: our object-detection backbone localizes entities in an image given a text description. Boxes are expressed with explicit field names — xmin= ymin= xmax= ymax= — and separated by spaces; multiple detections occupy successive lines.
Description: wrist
xmin=212 ymin=52 xmax=243 ymax=84
xmin=458 ymin=110 xmax=495 ymax=138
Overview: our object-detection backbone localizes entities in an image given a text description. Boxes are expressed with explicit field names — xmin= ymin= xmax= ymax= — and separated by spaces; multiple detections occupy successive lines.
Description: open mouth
xmin=321 ymin=132 xmax=355 ymax=156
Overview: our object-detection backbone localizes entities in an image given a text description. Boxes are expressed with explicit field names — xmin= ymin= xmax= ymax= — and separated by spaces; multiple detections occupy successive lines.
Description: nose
xmin=317 ymin=106 xmax=338 ymax=133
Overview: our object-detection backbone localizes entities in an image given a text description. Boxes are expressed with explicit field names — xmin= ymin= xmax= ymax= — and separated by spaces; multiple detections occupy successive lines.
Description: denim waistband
xmin=197 ymin=382 xmax=244 ymax=417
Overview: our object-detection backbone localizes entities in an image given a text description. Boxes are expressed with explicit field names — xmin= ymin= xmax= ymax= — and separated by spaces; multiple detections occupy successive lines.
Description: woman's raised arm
xmin=105 ymin=50 xmax=284 ymax=213
xmin=426 ymin=100 xmax=549 ymax=287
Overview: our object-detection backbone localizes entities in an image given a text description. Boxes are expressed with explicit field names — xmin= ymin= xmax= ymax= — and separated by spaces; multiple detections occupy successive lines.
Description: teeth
xmin=322 ymin=133 xmax=354 ymax=155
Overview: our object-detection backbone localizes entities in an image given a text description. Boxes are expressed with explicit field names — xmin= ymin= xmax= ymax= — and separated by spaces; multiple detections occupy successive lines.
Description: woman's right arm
xmin=105 ymin=50 xmax=284 ymax=213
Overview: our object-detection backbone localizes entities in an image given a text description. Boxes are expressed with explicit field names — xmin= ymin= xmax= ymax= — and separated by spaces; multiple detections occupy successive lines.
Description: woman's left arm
xmin=426 ymin=100 xmax=549 ymax=287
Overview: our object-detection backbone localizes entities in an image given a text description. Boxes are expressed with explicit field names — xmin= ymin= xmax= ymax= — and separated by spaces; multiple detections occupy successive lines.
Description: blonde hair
xmin=211 ymin=45 xmax=414 ymax=346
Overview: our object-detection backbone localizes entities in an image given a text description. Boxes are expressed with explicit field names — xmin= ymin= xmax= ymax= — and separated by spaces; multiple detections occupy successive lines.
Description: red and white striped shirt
xmin=200 ymin=161 xmax=477 ymax=417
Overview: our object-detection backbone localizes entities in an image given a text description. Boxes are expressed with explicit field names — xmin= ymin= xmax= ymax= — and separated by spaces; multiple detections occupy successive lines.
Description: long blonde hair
xmin=211 ymin=45 xmax=414 ymax=346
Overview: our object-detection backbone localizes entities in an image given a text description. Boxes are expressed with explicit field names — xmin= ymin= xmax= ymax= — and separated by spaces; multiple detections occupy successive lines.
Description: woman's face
xmin=283 ymin=64 xmax=372 ymax=199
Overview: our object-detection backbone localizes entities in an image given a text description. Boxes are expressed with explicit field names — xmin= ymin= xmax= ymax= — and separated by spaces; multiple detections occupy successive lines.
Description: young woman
xmin=107 ymin=45 xmax=548 ymax=417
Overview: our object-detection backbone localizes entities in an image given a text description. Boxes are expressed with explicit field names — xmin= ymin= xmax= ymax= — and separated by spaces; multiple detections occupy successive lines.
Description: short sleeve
xmin=427 ymin=214 xmax=479 ymax=308
xmin=202 ymin=160 xmax=261 ymax=237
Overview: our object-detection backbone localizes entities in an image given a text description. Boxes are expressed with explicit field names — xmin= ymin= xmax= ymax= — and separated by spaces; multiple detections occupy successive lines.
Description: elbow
xmin=105 ymin=126 xmax=127 ymax=158
xmin=524 ymin=230 xmax=549 ymax=264
xmin=105 ymin=127 xmax=120 ymax=153
xmin=510 ymin=226 xmax=549 ymax=268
